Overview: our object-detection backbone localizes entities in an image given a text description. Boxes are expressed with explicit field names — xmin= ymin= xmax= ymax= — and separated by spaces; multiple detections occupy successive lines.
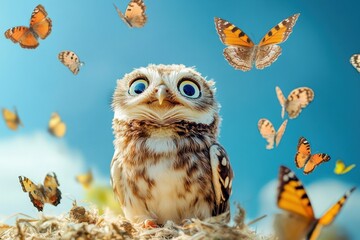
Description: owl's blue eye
xmin=178 ymin=80 xmax=200 ymax=98
xmin=129 ymin=79 xmax=148 ymax=95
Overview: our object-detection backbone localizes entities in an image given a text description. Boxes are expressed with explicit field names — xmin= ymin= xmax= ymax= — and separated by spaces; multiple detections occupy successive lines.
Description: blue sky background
xmin=0 ymin=0 xmax=359 ymax=238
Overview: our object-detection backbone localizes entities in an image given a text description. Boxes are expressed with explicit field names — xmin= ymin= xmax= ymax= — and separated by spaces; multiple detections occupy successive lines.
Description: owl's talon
xmin=144 ymin=219 xmax=158 ymax=228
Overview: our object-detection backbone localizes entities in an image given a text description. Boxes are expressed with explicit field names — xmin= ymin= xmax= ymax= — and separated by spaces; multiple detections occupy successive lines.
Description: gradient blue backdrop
xmin=0 ymin=0 xmax=359 ymax=238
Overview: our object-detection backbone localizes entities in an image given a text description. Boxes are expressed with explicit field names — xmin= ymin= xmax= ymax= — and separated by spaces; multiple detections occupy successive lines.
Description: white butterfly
xmin=350 ymin=54 xmax=360 ymax=73
xmin=113 ymin=0 xmax=147 ymax=28
xmin=258 ymin=118 xmax=288 ymax=150
xmin=276 ymin=86 xmax=314 ymax=119
xmin=58 ymin=51 xmax=84 ymax=75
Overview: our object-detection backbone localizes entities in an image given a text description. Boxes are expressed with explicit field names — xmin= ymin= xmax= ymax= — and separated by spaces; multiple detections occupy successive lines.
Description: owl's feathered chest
xmin=112 ymin=119 xmax=218 ymax=165
xmin=111 ymin=118 xmax=219 ymax=223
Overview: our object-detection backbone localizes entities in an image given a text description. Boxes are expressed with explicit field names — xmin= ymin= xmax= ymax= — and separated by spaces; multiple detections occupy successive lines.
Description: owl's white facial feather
xmin=113 ymin=105 xmax=215 ymax=125
xmin=113 ymin=64 xmax=218 ymax=125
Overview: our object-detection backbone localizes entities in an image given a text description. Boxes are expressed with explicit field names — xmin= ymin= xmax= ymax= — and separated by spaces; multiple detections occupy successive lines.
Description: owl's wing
xmin=110 ymin=149 xmax=125 ymax=205
xmin=210 ymin=144 xmax=234 ymax=218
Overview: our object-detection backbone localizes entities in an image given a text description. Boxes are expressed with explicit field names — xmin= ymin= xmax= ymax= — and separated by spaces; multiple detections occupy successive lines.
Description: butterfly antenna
xmin=113 ymin=3 xmax=123 ymax=17
xmin=247 ymin=214 xmax=267 ymax=226
xmin=64 ymin=193 xmax=77 ymax=203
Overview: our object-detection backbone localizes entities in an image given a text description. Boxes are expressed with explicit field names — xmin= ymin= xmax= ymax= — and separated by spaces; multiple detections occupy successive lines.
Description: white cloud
xmin=255 ymin=179 xmax=278 ymax=235
xmin=254 ymin=176 xmax=360 ymax=239
xmin=0 ymin=132 xmax=106 ymax=222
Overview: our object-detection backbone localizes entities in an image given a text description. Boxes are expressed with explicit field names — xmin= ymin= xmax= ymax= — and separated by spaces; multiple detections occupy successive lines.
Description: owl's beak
xmin=156 ymin=85 xmax=168 ymax=105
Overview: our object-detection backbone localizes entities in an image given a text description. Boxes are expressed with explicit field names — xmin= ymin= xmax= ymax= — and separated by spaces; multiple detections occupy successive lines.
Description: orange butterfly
xmin=4 ymin=4 xmax=52 ymax=49
xmin=295 ymin=137 xmax=330 ymax=174
xmin=113 ymin=0 xmax=147 ymax=28
xmin=275 ymin=166 xmax=355 ymax=240
xmin=19 ymin=172 xmax=61 ymax=211
xmin=76 ymin=170 xmax=93 ymax=189
xmin=48 ymin=112 xmax=66 ymax=138
xmin=2 ymin=107 xmax=22 ymax=130
xmin=214 ymin=14 xmax=299 ymax=71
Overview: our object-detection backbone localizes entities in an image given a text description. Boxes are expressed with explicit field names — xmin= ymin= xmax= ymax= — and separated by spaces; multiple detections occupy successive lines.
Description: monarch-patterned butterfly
xmin=214 ymin=14 xmax=299 ymax=71
xmin=113 ymin=0 xmax=147 ymax=28
xmin=19 ymin=172 xmax=61 ymax=211
xmin=4 ymin=4 xmax=52 ymax=49
xmin=275 ymin=166 xmax=355 ymax=240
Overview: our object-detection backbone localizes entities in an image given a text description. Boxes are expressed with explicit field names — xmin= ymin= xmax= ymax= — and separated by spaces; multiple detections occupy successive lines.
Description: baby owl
xmin=110 ymin=64 xmax=233 ymax=225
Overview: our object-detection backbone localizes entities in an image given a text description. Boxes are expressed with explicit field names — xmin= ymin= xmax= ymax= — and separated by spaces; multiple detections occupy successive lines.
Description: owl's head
xmin=112 ymin=64 xmax=219 ymax=125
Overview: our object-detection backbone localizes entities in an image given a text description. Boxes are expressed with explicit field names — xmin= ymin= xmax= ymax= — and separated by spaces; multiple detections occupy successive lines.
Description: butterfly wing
xmin=334 ymin=160 xmax=356 ymax=175
xmin=223 ymin=46 xmax=254 ymax=71
xmin=48 ymin=112 xmax=66 ymax=138
xmin=30 ymin=4 xmax=52 ymax=39
xmin=274 ymin=212 xmax=313 ymax=240
xmin=318 ymin=187 xmax=356 ymax=226
xmin=2 ymin=108 xmax=22 ymax=130
xmin=4 ymin=26 xmax=39 ymax=49
xmin=19 ymin=176 xmax=45 ymax=211
xmin=255 ymin=44 xmax=282 ymax=69
xmin=295 ymin=137 xmax=311 ymax=169
xmin=113 ymin=3 xmax=132 ymax=27
xmin=214 ymin=17 xmax=256 ymax=71
xmin=334 ymin=160 xmax=346 ymax=174
xmin=277 ymin=166 xmax=315 ymax=220
xmin=350 ymin=54 xmax=360 ymax=73
xmin=275 ymin=86 xmax=286 ymax=119
xmin=43 ymin=172 xmax=62 ymax=206
xmin=58 ymin=51 xmax=82 ymax=75
xmin=255 ymin=14 xmax=299 ymax=69
xmin=342 ymin=163 xmax=356 ymax=174
xmin=123 ymin=0 xmax=147 ymax=28
xmin=285 ymin=87 xmax=314 ymax=119
xmin=275 ymin=119 xmax=288 ymax=147
xmin=306 ymin=187 xmax=356 ymax=240
xmin=259 ymin=13 xmax=300 ymax=47
xmin=214 ymin=17 xmax=255 ymax=47
xmin=303 ymin=153 xmax=331 ymax=174
xmin=258 ymin=118 xmax=276 ymax=150
xmin=76 ymin=170 xmax=93 ymax=189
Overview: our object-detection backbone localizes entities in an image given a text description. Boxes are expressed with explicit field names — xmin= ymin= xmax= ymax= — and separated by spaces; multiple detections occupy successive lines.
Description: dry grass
xmin=0 ymin=203 xmax=274 ymax=240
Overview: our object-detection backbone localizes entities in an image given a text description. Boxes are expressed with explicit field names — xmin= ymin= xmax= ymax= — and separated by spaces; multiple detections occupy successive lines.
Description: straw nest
xmin=0 ymin=203 xmax=273 ymax=240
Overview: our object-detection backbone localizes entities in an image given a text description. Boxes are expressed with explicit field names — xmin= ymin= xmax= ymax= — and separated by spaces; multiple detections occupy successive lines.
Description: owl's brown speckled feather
xmin=110 ymin=64 xmax=233 ymax=225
